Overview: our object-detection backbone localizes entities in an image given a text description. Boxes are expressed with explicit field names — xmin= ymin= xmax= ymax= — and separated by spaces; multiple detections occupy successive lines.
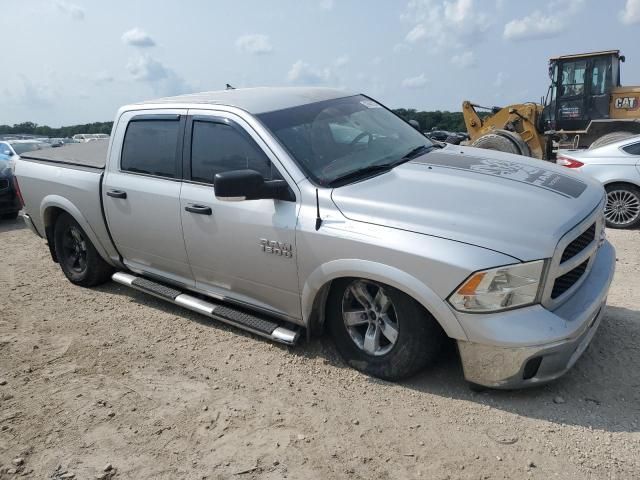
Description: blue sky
xmin=2 ymin=0 xmax=640 ymax=126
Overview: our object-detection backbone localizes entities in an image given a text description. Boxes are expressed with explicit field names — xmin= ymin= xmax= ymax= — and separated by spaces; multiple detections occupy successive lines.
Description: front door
xmin=103 ymin=111 xmax=194 ymax=286
xmin=179 ymin=111 xmax=300 ymax=320
xmin=556 ymin=59 xmax=589 ymax=131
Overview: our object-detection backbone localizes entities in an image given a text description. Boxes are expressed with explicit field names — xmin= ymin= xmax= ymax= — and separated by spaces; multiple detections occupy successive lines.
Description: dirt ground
xmin=0 ymin=217 xmax=638 ymax=480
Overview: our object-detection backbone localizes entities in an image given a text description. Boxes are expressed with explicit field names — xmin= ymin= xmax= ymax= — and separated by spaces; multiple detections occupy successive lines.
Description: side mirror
xmin=214 ymin=169 xmax=293 ymax=202
xmin=408 ymin=119 xmax=421 ymax=130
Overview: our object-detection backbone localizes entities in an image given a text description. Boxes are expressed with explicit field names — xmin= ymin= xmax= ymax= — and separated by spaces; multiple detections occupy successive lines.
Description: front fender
xmin=40 ymin=194 xmax=115 ymax=267
xmin=301 ymin=258 xmax=468 ymax=340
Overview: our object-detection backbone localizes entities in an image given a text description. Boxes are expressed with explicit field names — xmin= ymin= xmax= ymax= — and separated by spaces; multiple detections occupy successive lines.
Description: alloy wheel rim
xmin=61 ymin=226 xmax=88 ymax=273
xmin=341 ymin=280 xmax=399 ymax=356
xmin=605 ymin=189 xmax=640 ymax=226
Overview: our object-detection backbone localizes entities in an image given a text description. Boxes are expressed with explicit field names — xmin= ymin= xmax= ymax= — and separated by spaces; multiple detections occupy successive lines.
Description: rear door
xmin=179 ymin=110 xmax=300 ymax=320
xmin=103 ymin=111 xmax=195 ymax=287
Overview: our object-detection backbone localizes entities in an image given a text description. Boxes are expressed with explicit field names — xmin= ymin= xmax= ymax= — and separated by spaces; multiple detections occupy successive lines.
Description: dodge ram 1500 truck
xmin=15 ymin=87 xmax=616 ymax=388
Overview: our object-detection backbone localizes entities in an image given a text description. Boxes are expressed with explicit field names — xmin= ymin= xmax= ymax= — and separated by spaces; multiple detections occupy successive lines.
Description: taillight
xmin=556 ymin=156 xmax=584 ymax=169
xmin=12 ymin=176 xmax=25 ymax=208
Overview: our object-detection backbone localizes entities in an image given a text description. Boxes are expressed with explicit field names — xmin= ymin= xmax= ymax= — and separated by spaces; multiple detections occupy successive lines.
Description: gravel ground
xmin=0 ymin=217 xmax=639 ymax=479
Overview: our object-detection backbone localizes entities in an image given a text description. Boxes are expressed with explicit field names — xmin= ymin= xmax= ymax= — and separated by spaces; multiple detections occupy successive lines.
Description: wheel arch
xmin=301 ymin=259 xmax=467 ymax=341
xmin=41 ymin=195 xmax=114 ymax=266
xmin=602 ymin=179 xmax=640 ymax=190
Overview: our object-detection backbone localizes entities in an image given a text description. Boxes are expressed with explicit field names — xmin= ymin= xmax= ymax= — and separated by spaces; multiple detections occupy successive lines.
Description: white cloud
xmin=236 ymin=34 xmax=273 ymax=55
xmin=54 ymin=1 xmax=84 ymax=20
xmin=503 ymin=11 xmax=563 ymax=41
xmin=126 ymin=55 xmax=191 ymax=96
xmin=494 ymin=71 xmax=506 ymax=88
xmin=335 ymin=55 xmax=350 ymax=68
xmin=401 ymin=0 xmax=490 ymax=50
xmin=94 ymin=72 xmax=115 ymax=85
xmin=503 ymin=0 xmax=584 ymax=41
xmin=620 ymin=0 xmax=640 ymax=24
xmin=401 ymin=73 xmax=428 ymax=89
xmin=451 ymin=50 xmax=476 ymax=68
xmin=287 ymin=60 xmax=333 ymax=85
xmin=320 ymin=0 xmax=334 ymax=10
xmin=122 ymin=28 xmax=156 ymax=48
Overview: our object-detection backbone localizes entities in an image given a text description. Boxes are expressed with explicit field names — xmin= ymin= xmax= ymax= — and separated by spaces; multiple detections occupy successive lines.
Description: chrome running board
xmin=111 ymin=272 xmax=300 ymax=345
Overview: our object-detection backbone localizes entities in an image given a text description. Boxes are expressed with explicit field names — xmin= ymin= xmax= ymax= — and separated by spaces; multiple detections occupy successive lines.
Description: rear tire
xmin=53 ymin=213 xmax=113 ymax=286
xmin=589 ymin=131 xmax=635 ymax=150
xmin=604 ymin=183 xmax=640 ymax=229
xmin=327 ymin=278 xmax=445 ymax=381
xmin=471 ymin=133 xmax=521 ymax=155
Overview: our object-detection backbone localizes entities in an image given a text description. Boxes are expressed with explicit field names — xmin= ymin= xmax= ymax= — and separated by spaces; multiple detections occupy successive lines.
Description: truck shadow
xmin=298 ymin=305 xmax=640 ymax=434
xmin=95 ymin=280 xmax=640 ymax=434
xmin=0 ymin=215 xmax=26 ymax=233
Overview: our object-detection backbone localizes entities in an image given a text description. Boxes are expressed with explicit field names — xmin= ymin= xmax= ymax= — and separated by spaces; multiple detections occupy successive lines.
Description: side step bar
xmin=111 ymin=272 xmax=301 ymax=345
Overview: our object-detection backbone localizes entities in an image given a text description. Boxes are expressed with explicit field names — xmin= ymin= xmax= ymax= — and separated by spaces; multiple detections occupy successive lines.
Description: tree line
xmin=0 ymin=110 xmax=470 ymax=137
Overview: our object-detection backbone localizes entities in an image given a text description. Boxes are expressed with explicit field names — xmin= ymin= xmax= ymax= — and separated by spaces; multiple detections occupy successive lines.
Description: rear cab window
xmin=121 ymin=119 xmax=181 ymax=178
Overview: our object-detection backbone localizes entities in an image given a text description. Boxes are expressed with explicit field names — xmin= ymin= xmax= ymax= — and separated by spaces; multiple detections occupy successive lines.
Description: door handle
xmin=106 ymin=190 xmax=127 ymax=199
xmin=185 ymin=204 xmax=212 ymax=215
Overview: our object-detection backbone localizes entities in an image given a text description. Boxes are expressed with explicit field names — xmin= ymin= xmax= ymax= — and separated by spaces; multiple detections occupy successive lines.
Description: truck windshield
xmin=258 ymin=95 xmax=434 ymax=186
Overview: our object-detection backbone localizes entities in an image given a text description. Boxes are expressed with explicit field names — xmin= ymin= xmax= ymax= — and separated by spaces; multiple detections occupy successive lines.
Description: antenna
xmin=315 ymin=189 xmax=323 ymax=231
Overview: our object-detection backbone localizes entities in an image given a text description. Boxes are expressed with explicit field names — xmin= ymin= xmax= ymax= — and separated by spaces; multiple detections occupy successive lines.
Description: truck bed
xmin=20 ymin=140 xmax=108 ymax=169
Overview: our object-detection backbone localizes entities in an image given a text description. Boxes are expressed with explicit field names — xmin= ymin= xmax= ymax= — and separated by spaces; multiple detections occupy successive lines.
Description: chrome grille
xmin=551 ymin=260 xmax=588 ymax=298
xmin=542 ymin=202 xmax=604 ymax=309
xmin=560 ymin=223 xmax=595 ymax=263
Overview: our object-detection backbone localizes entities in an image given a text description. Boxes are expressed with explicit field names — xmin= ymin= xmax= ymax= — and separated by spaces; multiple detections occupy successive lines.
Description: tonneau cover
xmin=21 ymin=140 xmax=108 ymax=169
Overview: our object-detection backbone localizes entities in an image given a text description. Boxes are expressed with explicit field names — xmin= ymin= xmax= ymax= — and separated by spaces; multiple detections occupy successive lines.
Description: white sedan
xmin=557 ymin=135 xmax=640 ymax=229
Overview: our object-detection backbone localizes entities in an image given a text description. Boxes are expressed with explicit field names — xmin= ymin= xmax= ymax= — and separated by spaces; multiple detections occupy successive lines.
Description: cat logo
xmin=614 ymin=97 xmax=639 ymax=110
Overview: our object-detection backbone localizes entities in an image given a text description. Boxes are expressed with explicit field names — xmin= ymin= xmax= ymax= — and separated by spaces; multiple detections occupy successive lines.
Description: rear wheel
xmin=604 ymin=184 xmax=640 ymax=229
xmin=54 ymin=213 xmax=113 ymax=286
xmin=327 ymin=278 xmax=445 ymax=381
xmin=589 ymin=131 xmax=635 ymax=150
xmin=471 ymin=133 xmax=521 ymax=155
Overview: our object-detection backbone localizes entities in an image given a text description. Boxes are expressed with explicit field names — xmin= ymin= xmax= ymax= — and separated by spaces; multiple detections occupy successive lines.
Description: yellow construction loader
xmin=463 ymin=50 xmax=640 ymax=160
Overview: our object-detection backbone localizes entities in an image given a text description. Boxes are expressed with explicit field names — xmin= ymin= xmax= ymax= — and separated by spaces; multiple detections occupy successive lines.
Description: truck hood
xmin=331 ymin=145 xmax=605 ymax=261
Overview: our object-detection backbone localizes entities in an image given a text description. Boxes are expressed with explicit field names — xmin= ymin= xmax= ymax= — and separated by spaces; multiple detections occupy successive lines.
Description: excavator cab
xmin=541 ymin=50 xmax=622 ymax=132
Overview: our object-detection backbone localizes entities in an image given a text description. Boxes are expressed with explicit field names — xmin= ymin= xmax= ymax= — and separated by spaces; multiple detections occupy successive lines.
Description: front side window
xmin=190 ymin=121 xmax=277 ymax=184
xmin=622 ymin=141 xmax=640 ymax=155
xmin=121 ymin=120 xmax=180 ymax=178
xmin=560 ymin=60 xmax=587 ymax=97
xmin=258 ymin=95 xmax=433 ymax=186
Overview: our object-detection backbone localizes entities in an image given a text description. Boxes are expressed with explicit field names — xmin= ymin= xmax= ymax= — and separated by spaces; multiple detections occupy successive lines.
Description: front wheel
xmin=327 ymin=278 xmax=445 ymax=381
xmin=605 ymin=184 xmax=640 ymax=229
xmin=54 ymin=213 xmax=114 ymax=286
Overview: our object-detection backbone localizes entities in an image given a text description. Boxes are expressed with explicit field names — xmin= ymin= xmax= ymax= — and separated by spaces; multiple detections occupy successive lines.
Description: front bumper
xmin=456 ymin=240 xmax=615 ymax=389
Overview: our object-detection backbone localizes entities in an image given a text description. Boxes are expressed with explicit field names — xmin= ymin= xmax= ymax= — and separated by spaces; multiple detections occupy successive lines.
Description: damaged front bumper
xmin=455 ymin=240 xmax=615 ymax=389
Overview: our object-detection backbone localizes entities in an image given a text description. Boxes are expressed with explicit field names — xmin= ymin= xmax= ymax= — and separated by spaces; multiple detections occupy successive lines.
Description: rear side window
xmin=121 ymin=120 xmax=180 ymax=178
xmin=622 ymin=142 xmax=640 ymax=155
xmin=190 ymin=120 xmax=276 ymax=184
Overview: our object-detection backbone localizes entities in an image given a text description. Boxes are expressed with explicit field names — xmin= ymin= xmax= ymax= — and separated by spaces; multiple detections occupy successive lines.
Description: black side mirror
xmin=214 ymin=169 xmax=293 ymax=202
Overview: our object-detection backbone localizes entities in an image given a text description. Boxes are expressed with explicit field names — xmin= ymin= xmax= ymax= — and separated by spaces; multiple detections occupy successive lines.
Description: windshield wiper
xmin=326 ymin=164 xmax=395 ymax=187
xmin=398 ymin=144 xmax=438 ymax=162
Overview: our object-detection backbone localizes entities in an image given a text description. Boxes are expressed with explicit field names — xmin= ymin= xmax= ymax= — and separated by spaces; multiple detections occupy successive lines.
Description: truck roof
xmin=133 ymin=86 xmax=353 ymax=114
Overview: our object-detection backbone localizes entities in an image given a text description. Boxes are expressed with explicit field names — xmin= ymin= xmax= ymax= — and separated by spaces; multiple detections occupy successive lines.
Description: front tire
xmin=54 ymin=213 xmax=113 ymax=286
xmin=470 ymin=133 xmax=521 ymax=155
xmin=327 ymin=278 xmax=445 ymax=381
xmin=604 ymin=183 xmax=640 ymax=229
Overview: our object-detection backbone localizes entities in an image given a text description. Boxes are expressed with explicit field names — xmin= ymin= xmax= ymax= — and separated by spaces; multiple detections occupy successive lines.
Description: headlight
xmin=449 ymin=260 xmax=545 ymax=313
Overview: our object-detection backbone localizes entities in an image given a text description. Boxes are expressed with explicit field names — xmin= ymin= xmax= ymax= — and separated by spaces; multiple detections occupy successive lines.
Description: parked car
xmin=424 ymin=129 xmax=469 ymax=145
xmin=0 ymin=154 xmax=21 ymax=220
xmin=556 ymin=135 xmax=640 ymax=229
xmin=0 ymin=140 xmax=48 ymax=158
xmin=15 ymin=87 xmax=615 ymax=388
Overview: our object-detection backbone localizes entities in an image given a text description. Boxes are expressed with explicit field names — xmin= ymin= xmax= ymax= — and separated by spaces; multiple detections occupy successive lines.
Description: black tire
xmin=604 ymin=183 xmax=640 ymax=229
xmin=327 ymin=278 xmax=445 ymax=381
xmin=470 ymin=133 xmax=521 ymax=155
xmin=1 ymin=211 xmax=19 ymax=220
xmin=53 ymin=213 xmax=113 ymax=286
xmin=589 ymin=131 xmax=635 ymax=150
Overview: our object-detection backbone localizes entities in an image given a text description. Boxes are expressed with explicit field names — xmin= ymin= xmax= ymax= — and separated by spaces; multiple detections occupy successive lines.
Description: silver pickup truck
xmin=15 ymin=87 xmax=615 ymax=388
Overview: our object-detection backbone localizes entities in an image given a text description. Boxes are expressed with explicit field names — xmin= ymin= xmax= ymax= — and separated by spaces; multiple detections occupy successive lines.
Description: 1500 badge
xmin=260 ymin=239 xmax=293 ymax=258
